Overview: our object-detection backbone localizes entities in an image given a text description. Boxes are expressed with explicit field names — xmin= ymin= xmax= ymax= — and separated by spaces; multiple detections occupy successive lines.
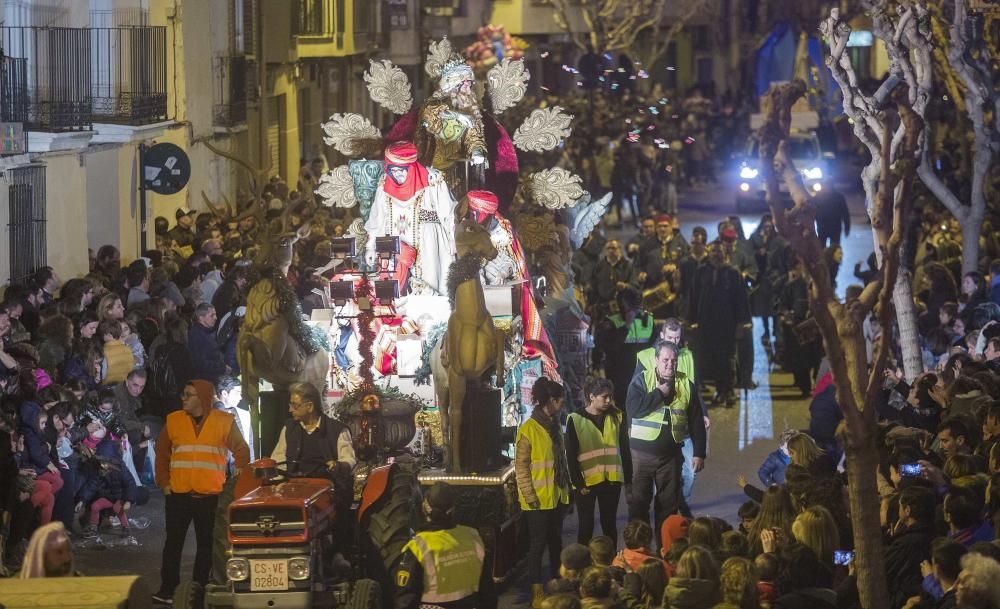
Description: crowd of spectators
xmin=0 ymin=169 xmax=346 ymax=575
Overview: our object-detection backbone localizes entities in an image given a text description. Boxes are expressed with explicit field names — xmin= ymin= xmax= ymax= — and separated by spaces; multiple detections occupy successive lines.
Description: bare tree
xmin=915 ymin=0 xmax=998 ymax=275
xmin=759 ymin=79 xmax=922 ymax=609
xmin=821 ymin=2 xmax=931 ymax=381
xmin=548 ymin=0 xmax=711 ymax=69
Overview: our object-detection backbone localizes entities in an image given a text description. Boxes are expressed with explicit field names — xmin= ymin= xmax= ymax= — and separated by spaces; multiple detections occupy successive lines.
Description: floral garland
xmin=355 ymin=275 xmax=376 ymax=394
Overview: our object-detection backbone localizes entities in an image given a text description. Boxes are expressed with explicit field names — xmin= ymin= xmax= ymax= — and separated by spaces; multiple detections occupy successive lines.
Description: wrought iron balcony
xmin=0 ymin=25 xmax=168 ymax=132
xmin=90 ymin=26 xmax=168 ymax=125
xmin=213 ymin=55 xmax=249 ymax=127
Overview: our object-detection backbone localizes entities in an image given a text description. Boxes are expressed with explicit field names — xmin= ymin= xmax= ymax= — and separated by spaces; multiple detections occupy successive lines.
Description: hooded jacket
xmin=18 ymin=401 xmax=52 ymax=474
xmin=664 ymin=577 xmax=720 ymax=609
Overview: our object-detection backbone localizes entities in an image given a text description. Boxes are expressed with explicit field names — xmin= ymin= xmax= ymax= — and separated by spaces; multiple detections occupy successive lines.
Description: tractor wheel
xmin=360 ymin=458 xmax=421 ymax=602
xmin=173 ymin=580 xmax=204 ymax=609
xmin=348 ymin=578 xmax=382 ymax=609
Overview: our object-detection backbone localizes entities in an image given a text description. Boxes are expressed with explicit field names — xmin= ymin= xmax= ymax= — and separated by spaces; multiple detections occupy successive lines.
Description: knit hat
xmin=188 ymin=379 xmax=216 ymax=410
xmin=560 ymin=543 xmax=592 ymax=571
xmin=655 ymin=214 xmax=673 ymax=225
xmin=660 ymin=514 xmax=690 ymax=555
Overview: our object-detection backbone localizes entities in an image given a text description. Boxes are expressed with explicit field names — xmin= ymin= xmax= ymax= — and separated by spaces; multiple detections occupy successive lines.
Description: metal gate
xmin=6 ymin=165 xmax=46 ymax=285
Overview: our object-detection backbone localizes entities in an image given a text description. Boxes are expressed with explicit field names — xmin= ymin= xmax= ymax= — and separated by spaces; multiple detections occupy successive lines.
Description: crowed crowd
xmin=0 ymin=170 xmax=353 ymax=576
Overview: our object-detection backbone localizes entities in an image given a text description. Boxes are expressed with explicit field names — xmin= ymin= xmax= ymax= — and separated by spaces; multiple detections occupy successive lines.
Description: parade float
xmin=226 ymin=35 xmax=610 ymax=587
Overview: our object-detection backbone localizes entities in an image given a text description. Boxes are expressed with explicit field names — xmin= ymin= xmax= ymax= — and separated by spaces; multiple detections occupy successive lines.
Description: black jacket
xmin=624 ymin=369 xmax=706 ymax=459
xmin=885 ymin=523 xmax=935 ymax=609
xmin=188 ymin=323 xmax=227 ymax=383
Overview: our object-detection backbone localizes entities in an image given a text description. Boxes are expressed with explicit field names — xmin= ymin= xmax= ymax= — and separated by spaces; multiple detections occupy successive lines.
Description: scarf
xmin=383 ymin=141 xmax=429 ymax=201
xmin=532 ymin=408 xmax=571 ymax=493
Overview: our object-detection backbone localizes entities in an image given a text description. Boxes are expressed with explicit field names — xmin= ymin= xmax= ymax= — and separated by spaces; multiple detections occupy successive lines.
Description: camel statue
xmin=433 ymin=219 xmax=505 ymax=472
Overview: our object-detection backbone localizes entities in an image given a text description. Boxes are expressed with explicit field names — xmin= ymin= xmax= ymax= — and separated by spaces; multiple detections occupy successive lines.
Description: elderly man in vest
xmin=271 ymin=382 xmax=356 ymax=549
xmin=394 ymin=482 xmax=496 ymax=609
xmin=625 ymin=340 xmax=706 ymax=533
xmin=633 ymin=319 xmax=707 ymax=517
xmin=154 ymin=380 xmax=249 ymax=605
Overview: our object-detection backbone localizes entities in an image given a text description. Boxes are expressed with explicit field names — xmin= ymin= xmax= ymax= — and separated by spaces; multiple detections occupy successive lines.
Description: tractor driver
xmin=394 ymin=482 xmax=496 ymax=609
xmin=271 ymin=381 xmax=357 ymax=549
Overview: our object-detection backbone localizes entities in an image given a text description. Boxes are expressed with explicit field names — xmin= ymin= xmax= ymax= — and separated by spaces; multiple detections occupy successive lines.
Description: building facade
xmin=0 ymin=0 xmax=384 ymax=286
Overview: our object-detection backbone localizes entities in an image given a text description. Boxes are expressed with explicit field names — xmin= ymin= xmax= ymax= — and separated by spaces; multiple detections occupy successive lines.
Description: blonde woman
xmin=786 ymin=432 xmax=836 ymax=478
xmin=791 ymin=506 xmax=840 ymax=568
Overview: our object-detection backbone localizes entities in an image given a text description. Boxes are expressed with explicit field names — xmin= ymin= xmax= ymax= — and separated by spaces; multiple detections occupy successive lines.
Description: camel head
xmin=455 ymin=218 xmax=498 ymax=262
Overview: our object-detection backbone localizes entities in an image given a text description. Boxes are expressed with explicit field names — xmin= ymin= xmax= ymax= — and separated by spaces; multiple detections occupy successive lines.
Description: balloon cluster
xmin=463 ymin=24 xmax=528 ymax=76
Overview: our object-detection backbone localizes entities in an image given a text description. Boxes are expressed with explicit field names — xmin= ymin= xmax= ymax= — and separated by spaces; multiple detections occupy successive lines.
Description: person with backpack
xmin=145 ymin=314 xmax=193 ymax=417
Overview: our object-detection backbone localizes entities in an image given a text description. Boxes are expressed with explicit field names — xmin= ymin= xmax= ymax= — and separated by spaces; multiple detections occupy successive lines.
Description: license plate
xmin=250 ymin=559 xmax=288 ymax=591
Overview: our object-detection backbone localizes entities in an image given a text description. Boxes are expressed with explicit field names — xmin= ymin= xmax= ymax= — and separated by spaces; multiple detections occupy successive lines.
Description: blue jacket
xmin=809 ymin=384 xmax=843 ymax=451
xmin=18 ymin=401 xmax=52 ymax=474
xmin=758 ymin=449 xmax=790 ymax=486
xmin=188 ymin=322 xmax=227 ymax=383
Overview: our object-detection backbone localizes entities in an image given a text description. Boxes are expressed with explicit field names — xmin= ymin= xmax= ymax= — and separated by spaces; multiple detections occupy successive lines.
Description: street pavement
xmin=75 ymin=175 xmax=875 ymax=604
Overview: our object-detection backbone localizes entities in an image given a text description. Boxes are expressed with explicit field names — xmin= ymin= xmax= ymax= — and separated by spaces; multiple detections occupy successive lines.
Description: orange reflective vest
xmin=165 ymin=409 xmax=232 ymax=494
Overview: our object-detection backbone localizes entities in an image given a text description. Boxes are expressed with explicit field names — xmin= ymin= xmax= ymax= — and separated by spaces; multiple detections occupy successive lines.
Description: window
xmin=6 ymin=165 xmax=46 ymax=285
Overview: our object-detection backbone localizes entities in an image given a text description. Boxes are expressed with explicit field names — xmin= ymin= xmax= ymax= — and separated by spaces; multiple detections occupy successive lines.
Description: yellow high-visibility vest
xmin=629 ymin=371 xmax=690 ymax=444
xmin=404 ymin=525 xmax=485 ymax=604
xmin=568 ymin=411 xmax=624 ymax=487
xmin=516 ymin=417 xmax=570 ymax=510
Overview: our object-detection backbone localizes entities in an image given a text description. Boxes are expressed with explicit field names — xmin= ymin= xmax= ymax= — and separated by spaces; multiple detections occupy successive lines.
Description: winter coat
xmin=885 ymin=523 xmax=934 ymax=609
xmin=77 ymin=458 xmax=138 ymax=505
xmin=101 ymin=340 xmax=136 ymax=386
xmin=758 ymin=449 xmax=789 ymax=486
xmin=18 ymin=401 xmax=52 ymax=474
xmin=663 ymin=577 xmax=720 ymax=609
xmin=62 ymin=354 xmax=99 ymax=390
xmin=146 ymin=341 xmax=193 ymax=414
xmin=188 ymin=322 xmax=227 ymax=383
xmin=808 ymin=384 xmax=842 ymax=452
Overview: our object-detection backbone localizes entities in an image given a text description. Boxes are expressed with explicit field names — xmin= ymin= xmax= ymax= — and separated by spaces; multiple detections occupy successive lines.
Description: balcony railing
xmin=213 ymin=55 xmax=249 ymax=127
xmin=90 ymin=26 xmax=168 ymax=125
xmin=0 ymin=25 xmax=168 ymax=132
xmin=294 ymin=0 xmax=327 ymax=36
xmin=0 ymin=26 xmax=92 ymax=131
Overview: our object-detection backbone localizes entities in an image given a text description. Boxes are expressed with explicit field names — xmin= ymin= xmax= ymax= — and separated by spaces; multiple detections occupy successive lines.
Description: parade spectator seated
xmin=76 ymin=439 xmax=138 ymax=538
xmin=98 ymin=319 xmax=135 ymax=386
xmin=759 ymin=429 xmax=796 ymax=487
xmin=614 ymin=520 xmax=669 ymax=577
xmin=663 ymin=545 xmax=720 ymax=609
xmin=545 ymin=543 xmax=591 ymax=596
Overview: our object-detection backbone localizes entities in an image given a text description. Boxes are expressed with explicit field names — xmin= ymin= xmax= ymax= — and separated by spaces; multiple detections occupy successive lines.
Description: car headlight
xmin=226 ymin=557 xmax=249 ymax=582
xmin=802 ymin=167 xmax=823 ymax=180
xmin=288 ymin=556 xmax=310 ymax=581
xmin=739 ymin=166 xmax=759 ymax=179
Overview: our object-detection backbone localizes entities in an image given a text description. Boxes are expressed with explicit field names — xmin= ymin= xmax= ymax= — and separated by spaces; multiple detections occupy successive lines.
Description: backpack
xmin=147 ymin=342 xmax=180 ymax=401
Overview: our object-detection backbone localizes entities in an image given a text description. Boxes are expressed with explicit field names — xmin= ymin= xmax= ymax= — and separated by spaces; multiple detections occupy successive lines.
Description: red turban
xmin=383 ymin=141 xmax=428 ymax=201
xmin=468 ymin=190 xmax=499 ymax=220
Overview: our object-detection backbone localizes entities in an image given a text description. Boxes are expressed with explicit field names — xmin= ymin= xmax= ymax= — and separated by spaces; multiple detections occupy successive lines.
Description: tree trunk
xmin=961 ymin=217 xmax=982 ymax=275
xmin=845 ymin=436 xmax=891 ymax=609
xmin=893 ymin=272 xmax=922 ymax=381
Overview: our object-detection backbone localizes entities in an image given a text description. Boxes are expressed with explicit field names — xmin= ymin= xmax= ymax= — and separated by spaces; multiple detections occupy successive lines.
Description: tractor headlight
xmin=802 ymin=167 xmax=823 ymax=180
xmin=288 ymin=556 xmax=311 ymax=581
xmin=226 ymin=558 xmax=249 ymax=582
xmin=739 ymin=166 xmax=759 ymax=179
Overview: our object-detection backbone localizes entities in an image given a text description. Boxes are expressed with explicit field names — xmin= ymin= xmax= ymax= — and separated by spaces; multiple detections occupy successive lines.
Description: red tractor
xmin=173 ymin=457 xmax=419 ymax=609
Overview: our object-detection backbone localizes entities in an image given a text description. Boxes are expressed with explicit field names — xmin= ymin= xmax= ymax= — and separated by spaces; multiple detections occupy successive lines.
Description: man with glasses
xmin=153 ymin=380 xmax=249 ymax=605
xmin=271 ymin=382 xmax=357 ymax=554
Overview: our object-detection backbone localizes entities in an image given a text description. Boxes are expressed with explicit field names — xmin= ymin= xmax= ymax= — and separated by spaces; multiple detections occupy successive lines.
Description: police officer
xmin=394 ymin=482 xmax=496 ymax=609
xmin=625 ymin=340 xmax=706 ymax=532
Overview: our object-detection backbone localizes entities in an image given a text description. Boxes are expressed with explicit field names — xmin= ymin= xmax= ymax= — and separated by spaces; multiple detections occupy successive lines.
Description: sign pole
xmin=139 ymin=142 xmax=148 ymax=253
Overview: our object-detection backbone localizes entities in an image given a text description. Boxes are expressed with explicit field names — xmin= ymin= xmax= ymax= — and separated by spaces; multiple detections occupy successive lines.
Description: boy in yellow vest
xmin=625 ymin=340 xmax=706 ymax=533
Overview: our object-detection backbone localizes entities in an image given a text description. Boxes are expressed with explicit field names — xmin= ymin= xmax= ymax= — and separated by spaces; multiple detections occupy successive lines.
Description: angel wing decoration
xmin=315 ymin=165 xmax=356 ymax=208
xmin=528 ymin=168 xmax=585 ymax=210
xmin=487 ymin=57 xmax=529 ymax=114
xmin=564 ymin=192 xmax=613 ymax=249
xmin=425 ymin=38 xmax=455 ymax=79
xmin=321 ymin=113 xmax=382 ymax=157
xmin=364 ymin=60 xmax=413 ymax=115
xmin=513 ymin=107 xmax=573 ymax=152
